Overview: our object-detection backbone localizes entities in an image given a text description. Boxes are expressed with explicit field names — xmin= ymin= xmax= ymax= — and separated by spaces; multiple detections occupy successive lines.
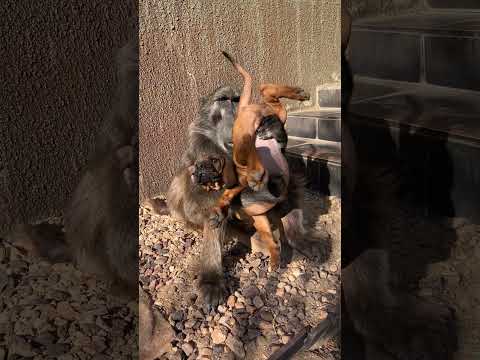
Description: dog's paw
xmin=293 ymin=87 xmax=310 ymax=102
xmin=268 ymin=251 xmax=281 ymax=272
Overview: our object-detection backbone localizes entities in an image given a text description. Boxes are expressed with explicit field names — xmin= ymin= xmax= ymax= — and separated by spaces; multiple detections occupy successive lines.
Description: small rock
xmin=184 ymin=319 xmax=197 ymax=329
xmin=56 ymin=302 xmax=78 ymax=321
xmin=319 ymin=271 xmax=328 ymax=279
xmin=234 ymin=302 xmax=245 ymax=310
xmin=11 ymin=336 xmax=36 ymax=357
xmin=277 ymin=282 xmax=286 ymax=289
xmin=225 ymin=334 xmax=245 ymax=359
xmin=181 ymin=342 xmax=194 ymax=356
xmin=219 ymin=316 xmax=236 ymax=330
xmin=276 ymin=315 xmax=288 ymax=324
xmin=171 ymin=310 xmax=184 ymax=322
xmin=329 ymin=264 xmax=338 ymax=273
xmin=250 ymin=259 xmax=262 ymax=268
xmin=220 ymin=352 xmax=235 ymax=360
xmin=217 ymin=305 xmax=227 ymax=314
xmin=243 ymin=286 xmax=259 ymax=298
xmin=227 ymin=295 xmax=236 ymax=308
xmin=211 ymin=327 xmax=228 ymax=344
xmin=34 ymin=332 xmax=57 ymax=346
xmin=292 ymin=268 xmax=302 ymax=278
xmin=259 ymin=310 xmax=273 ymax=322
xmin=258 ymin=320 xmax=274 ymax=331
xmin=275 ymin=288 xmax=285 ymax=297
xmin=253 ymin=296 xmax=264 ymax=309
xmin=198 ymin=347 xmax=213 ymax=357
xmin=284 ymin=285 xmax=292 ymax=293
xmin=46 ymin=343 xmax=71 ymax=357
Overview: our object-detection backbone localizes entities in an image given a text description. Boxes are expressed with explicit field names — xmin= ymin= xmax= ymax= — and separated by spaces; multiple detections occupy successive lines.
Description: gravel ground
xmin=419 ymin=218 xmax=480 ymax=360
xmin=0 ymin=236 xmax=138 ymax=359
xmin=139 ymin=191 xmax=341 ymax=360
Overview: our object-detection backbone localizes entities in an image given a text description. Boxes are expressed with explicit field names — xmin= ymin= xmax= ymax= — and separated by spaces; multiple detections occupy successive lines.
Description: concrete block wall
xmin=349 ymin=2 xmax=480 ymax=91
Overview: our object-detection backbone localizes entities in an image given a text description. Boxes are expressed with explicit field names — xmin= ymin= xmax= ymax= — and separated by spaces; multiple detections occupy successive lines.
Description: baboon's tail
xmin=267 ymin=312 xmax=340 ymax=360
xmin=5 ymin=223 xmax=72 ymax=263
xmin=222 ymin=51 xmax=252 ymax=107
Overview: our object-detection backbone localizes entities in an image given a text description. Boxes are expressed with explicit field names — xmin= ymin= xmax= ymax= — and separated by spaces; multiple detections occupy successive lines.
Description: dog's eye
xmin=232 ymin=96 xmax=240 ymax=102
xmin=216 ymin=96 xmax=229 ymax=102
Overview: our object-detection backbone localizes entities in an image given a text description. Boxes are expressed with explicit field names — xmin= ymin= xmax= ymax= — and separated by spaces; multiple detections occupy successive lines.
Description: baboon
xmin=6 ymin=38 xmax=139 ymax=298
xmin=167 ymin=73 xmax=307 ymax=307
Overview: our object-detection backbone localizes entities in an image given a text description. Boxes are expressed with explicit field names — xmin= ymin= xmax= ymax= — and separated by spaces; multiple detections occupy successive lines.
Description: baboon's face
xmin=202 ymin=86 xmax=240 ymax=150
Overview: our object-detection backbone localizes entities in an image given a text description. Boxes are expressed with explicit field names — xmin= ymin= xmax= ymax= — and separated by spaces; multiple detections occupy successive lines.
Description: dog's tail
xmin=222 ymin=51 xmax=252 ymax=107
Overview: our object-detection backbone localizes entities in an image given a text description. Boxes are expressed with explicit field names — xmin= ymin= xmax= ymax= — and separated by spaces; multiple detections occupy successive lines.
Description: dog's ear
xmin=222 ymin=158 xmax=238 ymax=188
xmin=342 ymin=3 xmax=352 ymax=52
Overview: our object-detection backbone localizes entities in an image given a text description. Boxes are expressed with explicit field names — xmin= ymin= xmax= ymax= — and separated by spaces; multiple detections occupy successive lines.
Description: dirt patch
xmin=419 ymin=218 xmax=480 ymax=360
xmin=139 ymin=191 xmax=341 ymax=360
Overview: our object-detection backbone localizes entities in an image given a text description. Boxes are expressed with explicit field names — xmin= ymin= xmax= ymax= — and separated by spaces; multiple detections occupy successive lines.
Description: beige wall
xmin=140 ymin=0 xmax=341 ymax=198
xmin=1 ymin=1 xmax=136 ymax=234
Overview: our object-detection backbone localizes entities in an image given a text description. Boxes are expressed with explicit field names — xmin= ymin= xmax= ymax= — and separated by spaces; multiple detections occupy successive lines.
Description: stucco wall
xmin=1 ymin=1 xmax=137 ymax=233
xmin=139 ymin=0 xmax=341 ymax=199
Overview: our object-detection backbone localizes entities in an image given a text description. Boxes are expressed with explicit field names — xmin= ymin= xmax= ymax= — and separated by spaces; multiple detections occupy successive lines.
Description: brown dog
xmin=209 ymin=51 xmax=309 ymax=269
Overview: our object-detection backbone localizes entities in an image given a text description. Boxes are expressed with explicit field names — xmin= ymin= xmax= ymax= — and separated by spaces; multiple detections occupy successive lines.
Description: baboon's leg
xmin=198 ymin=221 xmax=227 ymax=307
xmin=251 ymin=214 xmax=280 ymax=270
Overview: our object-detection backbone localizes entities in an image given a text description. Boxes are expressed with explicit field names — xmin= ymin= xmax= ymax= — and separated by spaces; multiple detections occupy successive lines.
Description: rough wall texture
xmin=346 ymin=0 xmax=426 ymax=18
xmin=140 ymin=0 xmax=341 ymax=198
xmin=1 ymin=1 xmax=137 ymax=233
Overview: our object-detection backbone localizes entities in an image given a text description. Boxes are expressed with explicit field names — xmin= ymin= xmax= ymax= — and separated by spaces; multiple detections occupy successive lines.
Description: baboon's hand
xmin=209 ymin=207 xmax=226 ymax=228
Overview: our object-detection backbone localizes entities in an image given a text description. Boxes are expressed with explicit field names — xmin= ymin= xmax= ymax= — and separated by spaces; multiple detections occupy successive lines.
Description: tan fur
xmin=210 ymin=52 xmax=309 ymax=269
